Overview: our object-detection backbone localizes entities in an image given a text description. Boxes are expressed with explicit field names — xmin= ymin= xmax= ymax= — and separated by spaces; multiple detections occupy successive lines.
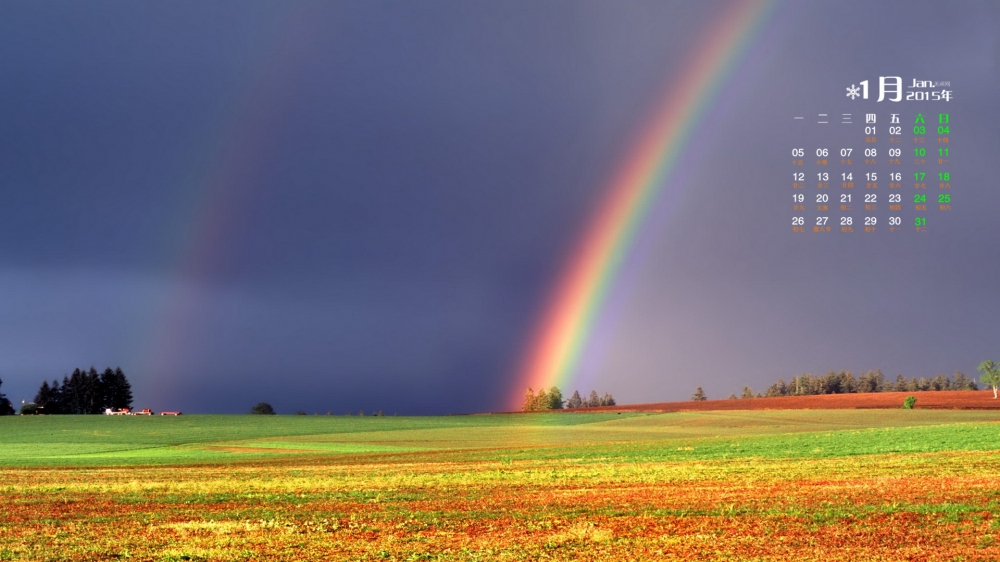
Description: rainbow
xmin=136 ymin=5 xmax=324 ymax=404
xmin=511 ymin=0 xmax=775 ymax=408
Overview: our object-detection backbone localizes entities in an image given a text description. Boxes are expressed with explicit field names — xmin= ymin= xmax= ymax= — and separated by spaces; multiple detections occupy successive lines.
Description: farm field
xmin=4 ymin=405 xmax=1000 ymax=560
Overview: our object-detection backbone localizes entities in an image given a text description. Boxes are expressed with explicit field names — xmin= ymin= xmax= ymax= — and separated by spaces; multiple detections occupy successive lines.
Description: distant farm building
xmin=104 ymin=408 xmax=169 ymax=416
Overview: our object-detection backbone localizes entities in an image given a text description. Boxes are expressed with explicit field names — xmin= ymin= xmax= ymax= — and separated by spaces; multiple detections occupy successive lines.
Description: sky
xmin=0 ymin=1 xmax=998 ymax=414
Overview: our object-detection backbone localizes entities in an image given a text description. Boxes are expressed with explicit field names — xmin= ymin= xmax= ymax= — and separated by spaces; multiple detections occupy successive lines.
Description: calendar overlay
xmin=791 ymin=77 xmax=953 ymax=234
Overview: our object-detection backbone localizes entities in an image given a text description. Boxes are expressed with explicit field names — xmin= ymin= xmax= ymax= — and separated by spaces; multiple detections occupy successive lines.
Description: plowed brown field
xmin=577 ymin=389 xmax=1000 ymax=412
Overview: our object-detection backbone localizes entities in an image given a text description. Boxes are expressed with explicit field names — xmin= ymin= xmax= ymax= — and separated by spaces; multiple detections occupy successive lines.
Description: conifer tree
xmin=951 ymin=371 xmax=977 ymax=390
xmin=34 ymin=381 xmax=52 ymax=412
xmin=588 ymin=390 xmax=600 ymax=407
xmin=0 ymin=378 xmax=13 ymax=415
xmin=691 ymin=387 xmax=707 ymax=401
xmin=894 ymin=373 xmax=908 ymax=392
xmin=64 ymin=369 xmax=83 ymax=414
xmin=32 ymin=367 xmax=134 ymax=415
xmin=534 ymin=388 xmax=549 ymax=411
xmin=102 ymin=367 xmax=133 ymax=410
xmin=84 ymin=367 xmax=101 ymax=414
xmin=522 ymin=388 xmax=536 ymax=412
xmin=547 ymin=387 xmax=564 ymax=410
xmin=566 ymin=390 xmax=583 ymax=409
xmin=47 ymin=380 xmax=63 ymax=414
xmin=115 ymin=367 xmax=133 ymax=409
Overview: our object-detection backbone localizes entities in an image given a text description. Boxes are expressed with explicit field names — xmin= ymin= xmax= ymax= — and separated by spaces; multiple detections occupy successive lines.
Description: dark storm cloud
xmin=0 ymin=1 xmax=997 ymax=412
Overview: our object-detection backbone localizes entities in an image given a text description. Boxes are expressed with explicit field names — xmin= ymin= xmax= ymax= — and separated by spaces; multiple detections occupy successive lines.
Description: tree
xmin=790 ymin=373 xmax=820 ymax=395
xmin=951 ymin=371 xmax=978 ymax=391
xmin=789 ymin=374 xmax=805 ymax=395
xmin=728 ymin=393 xmax=737 ymax=400
xmin=764 ymin=380 xmax=787 ymax=397
xmin=978 ymin=360 xmax=1000 ymax=399
xmin=602 ymin=393 xmax=616 ymax=406
xmin=43 ymin=379 xmax=63 ymax=414
xmin=588 ymin=391 xmax=601 ymax=408
xmin=931 ymin=374 xmax=949 ymax=391
xmin=250 ymin=402 xmax=276 ymax=415
xmin=566 ymin=390 xmax=583 ymax=409
xmin=522 ymin=388 xmax=536 ymax=412
xmin=834 ymin=370 xmax=857 ymax=394
xmin=33 ymin=367 xmax=133 ymax=414
xmin=858 ymin=370 xmax=884 ymax=393
xmin=533 ymin=388 xmax=549 ymax=411
xmin=61 ymin=369 xmax=81 ymax=414
xmin=894 ymin=373 xmax=909 ymax=392
xmin=546 ymin=387 xmax=564 ymax=410
xmin=0 ymin=378 xmax=13 ymax=416
xmin=34 ymin=381 xmax=53 ymax=413
xmin=691 ymin=387 xmax=707 ymax=401
xmin=83 ymin=367 xmax=102 ymax=414
xmin=521 ymin=387 xmax=571 ymax=411
xmin=106 ymin=367 xmax=133 ymax=411
xmin=740 ymin=386 xmax=755 ymax=399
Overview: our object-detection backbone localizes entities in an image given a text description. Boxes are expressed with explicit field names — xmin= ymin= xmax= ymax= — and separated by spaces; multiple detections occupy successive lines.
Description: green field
xmin=2 ymin=409 xmax=1000 ymax=466
xmin=5 ymin=410 xmax=1000 ymax=560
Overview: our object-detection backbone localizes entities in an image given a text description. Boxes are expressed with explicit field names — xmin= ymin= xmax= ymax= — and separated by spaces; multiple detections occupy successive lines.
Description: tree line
xmin=0 ymin=378 xmax=13 ymax=415
xmin=26 ymin=367 xmax=133 ymax=414
xmin=692 ymin=369 xmax=981 ymax=401
xmin=521 ymin=387 xmax=616 ymax=411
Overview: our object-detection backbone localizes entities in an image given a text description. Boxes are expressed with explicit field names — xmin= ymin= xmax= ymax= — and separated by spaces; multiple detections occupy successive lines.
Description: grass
xmin=4 ymin=410 xmax=1000 ymax=560
xmin=1 ymin=409 xmax=999 ymax=466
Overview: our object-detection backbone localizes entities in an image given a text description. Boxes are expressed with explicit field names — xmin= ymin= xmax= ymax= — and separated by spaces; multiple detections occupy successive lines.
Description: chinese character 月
xmin=878 ymin=76 xmax=902 ymax=102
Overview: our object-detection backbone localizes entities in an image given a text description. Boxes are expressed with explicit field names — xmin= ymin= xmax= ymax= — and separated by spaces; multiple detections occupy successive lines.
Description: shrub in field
xmin=250 ymin=402 xmax=276 ymax=415
xmin=903 ymin=396 xmax=917 ymax=409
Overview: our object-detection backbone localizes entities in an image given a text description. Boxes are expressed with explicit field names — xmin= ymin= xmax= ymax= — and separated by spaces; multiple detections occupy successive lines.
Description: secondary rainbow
xmin=511 ymin=0 xmax=775 ymax=408
xmin=136 ymin=5 xmax=323 ymax=403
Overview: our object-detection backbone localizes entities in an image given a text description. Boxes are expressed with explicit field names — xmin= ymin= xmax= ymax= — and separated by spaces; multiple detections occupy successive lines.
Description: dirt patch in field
xmin=205 ymin=446 xmax=314 ymax=454
xmin=564 ymin=390 xmax=1000 ymax=413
